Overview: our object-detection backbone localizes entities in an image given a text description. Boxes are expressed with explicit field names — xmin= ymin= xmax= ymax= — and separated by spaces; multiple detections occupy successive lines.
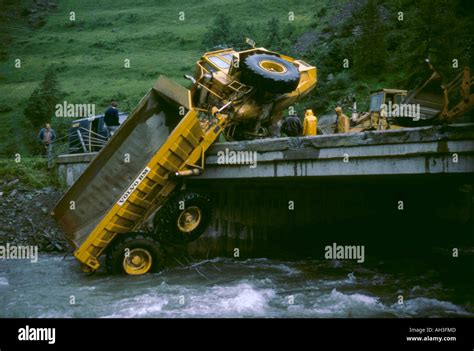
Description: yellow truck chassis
xmin=75 ymin=109 xmax=227 ymax=271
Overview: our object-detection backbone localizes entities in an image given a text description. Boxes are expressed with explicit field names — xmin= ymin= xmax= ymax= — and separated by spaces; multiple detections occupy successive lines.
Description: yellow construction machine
xmin=190 ymin=46 xmax=317 ymax=139
xmin=348 ymin=61 xmax=473 ymax=133
xmin=52 ymin=45 xmax=317 ymax=275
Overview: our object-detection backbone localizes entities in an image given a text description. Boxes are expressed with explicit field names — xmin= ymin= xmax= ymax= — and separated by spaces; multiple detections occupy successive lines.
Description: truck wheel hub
xmin=259 ymin=60 xmax=287 ymax=74
xmin=178 ymin=206 xmax=201 ymax=233
xmin=123 ymin=249 xmax=152 ymax=275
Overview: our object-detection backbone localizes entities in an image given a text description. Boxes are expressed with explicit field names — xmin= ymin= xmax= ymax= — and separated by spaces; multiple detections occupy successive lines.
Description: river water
xmin=1 ymin=253 xmax=472 ymax=318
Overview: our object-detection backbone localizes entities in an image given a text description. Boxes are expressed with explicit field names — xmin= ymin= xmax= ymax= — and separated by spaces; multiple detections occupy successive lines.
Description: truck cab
xmin=191 ymin=47 xmax=317 ymax=139
xmin=369 ymin=89 xmax=407 ymax=114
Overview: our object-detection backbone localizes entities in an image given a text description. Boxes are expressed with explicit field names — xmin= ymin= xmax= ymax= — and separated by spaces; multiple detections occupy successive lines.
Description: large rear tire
xmin=154 ymin=191 xmax=212 ymax=244
xmin=240 ymin=54 xmax=300 ymax=94
xmin=106 ymin=233 xmax=165 ymax=275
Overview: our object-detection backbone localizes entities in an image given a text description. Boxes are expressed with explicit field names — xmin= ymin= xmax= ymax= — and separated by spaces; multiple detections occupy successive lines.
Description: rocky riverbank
xmin=0 ymin=180 xmax=69 ymax=252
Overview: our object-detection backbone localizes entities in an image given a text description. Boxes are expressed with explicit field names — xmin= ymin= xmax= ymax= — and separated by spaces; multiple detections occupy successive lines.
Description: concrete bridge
xmin=198 ymin=123 xmax=474 ymax=179
xmin=57 ymin=123 xmax=474 ymax=186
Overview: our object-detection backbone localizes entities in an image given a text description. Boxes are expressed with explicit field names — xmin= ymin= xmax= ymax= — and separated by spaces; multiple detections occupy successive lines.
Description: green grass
xmin=0 ymin=157 xmax=64 ymax=190
xmin=0 ymin=0 xmax=324 ymax=156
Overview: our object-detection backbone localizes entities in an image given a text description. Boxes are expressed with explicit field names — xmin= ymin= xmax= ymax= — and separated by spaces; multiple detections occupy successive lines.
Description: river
xmin=1 ymin=253 xmax=472 ymax=318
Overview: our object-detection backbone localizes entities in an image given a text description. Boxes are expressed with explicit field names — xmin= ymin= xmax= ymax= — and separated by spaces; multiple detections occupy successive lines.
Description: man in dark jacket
xmin=37 ymin=123 xmax=56 ymax=168
xmin=104 ymin=101 xmax=119 ymax=136
xmin=280 ymin=114 xmax=303 ymax=137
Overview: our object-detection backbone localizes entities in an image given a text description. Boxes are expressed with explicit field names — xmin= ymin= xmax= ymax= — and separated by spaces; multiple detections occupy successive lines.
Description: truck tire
xmin=154 ymin=191 xmax=212 ymax=244
xmin=240 ymin=54 xmax=300 ymax=94
xmin=106 ymin=233 xmax=165 ymax=275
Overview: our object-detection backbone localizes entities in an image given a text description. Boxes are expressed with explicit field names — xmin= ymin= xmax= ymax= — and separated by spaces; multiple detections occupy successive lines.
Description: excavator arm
xmin=439 ymin=67 xmax=474 ymax=121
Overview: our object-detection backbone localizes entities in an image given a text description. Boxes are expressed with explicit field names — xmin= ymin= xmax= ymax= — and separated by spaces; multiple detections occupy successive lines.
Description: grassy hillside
xmin=0 ymin=0 xmax=329 ymax=156
xmin=1 ymin=0 xmax=472 ymax=158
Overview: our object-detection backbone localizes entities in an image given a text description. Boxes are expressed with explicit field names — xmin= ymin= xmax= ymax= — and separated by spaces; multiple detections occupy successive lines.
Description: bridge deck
xmin=57 ymin=124 xmax=474 ymax=186
xmin=198 ymin=123 xmax=474 ymax=179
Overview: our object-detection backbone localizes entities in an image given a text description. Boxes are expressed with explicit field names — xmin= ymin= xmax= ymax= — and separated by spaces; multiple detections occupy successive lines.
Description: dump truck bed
xmin=52 ymin=76 xmax=209 ymax=269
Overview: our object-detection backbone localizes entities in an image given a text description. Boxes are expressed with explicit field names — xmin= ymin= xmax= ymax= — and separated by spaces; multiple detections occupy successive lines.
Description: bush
xmin=202 ymin=14 xmax=234 ymax=49
xmin=0 ymin=157 xmax=63 ymax=190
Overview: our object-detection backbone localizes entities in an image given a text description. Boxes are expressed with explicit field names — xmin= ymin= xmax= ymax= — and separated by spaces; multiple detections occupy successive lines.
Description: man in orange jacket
xmin=303 ymin=109 xmax=317 ymax=136
xmin=335 ymin=106 xmax=350 ymax=133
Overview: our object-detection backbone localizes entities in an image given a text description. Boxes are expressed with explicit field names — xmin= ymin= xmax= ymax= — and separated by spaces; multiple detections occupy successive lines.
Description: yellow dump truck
xmin=52 ymin=46 xmax=317 ymax=275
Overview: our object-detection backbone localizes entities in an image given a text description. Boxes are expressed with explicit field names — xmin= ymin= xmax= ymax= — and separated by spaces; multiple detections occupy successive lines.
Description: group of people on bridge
xmin=280 ymin=106 xmax=350 ymax=137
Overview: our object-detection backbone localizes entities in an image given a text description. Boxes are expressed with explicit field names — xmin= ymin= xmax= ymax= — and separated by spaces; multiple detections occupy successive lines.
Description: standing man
xmin=104 ymin=101 xmax=120 ymax=137
xmin=335 ymin=106 xmax=350 ymax=134
xmin=38 ymin=123 xmax=56 ymax=168
xmin=303 ymin=109 xmax=317 ymax=136
xmin=280 ymin=113 xmax=303 ymax=137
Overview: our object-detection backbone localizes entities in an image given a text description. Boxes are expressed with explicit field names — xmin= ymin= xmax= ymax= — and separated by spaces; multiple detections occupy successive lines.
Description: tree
xmin=24 ymin=66 xmax=64 ymax=128
xmin=202 ymin=14 xmax=234 ymax=49
xmin=399 ymin=0 xmax=473 ymax=85
xmin=353 ymin=0 xmax=387 ymax=77
xmin=263 ymin=18 xmax=281 ymax=49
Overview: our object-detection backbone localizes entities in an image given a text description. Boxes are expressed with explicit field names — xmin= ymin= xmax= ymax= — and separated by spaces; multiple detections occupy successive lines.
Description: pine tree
xmin=401 ymin=0 xmax=473 ymax=84
xmin=202 ymin=14 xmax=234 ymax=48
xmin=353 ymin=0 xmax=387 ymax=77
xmin=264 ymin=18 xmax=281 ymax=50
xmin=24 ymin=66 xmax=64 ymax=128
